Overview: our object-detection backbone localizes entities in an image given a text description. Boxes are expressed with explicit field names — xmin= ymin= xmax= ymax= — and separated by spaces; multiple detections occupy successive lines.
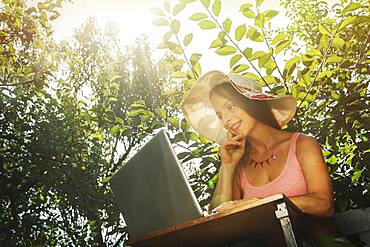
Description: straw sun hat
xmin=181 ymin=70 xmax=297 ymax=144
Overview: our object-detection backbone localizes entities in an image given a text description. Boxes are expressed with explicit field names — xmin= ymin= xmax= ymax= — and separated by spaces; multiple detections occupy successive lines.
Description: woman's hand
xmin=220 ymin=133 xmax=246 ymax=166
xmin=212 ymin=198 xmax=260 ymax=213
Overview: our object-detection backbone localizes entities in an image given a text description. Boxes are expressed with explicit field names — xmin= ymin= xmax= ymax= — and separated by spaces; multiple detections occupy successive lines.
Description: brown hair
xmin=209 ymin=82 xmax=280 ymax=129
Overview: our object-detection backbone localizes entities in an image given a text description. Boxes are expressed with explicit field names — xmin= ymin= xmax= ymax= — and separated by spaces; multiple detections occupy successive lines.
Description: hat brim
xmin=181 ymin=71 xmax=296 ymax=144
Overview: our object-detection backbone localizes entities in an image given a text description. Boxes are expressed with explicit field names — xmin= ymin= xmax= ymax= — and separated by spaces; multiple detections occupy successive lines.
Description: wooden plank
xmin=128 ymin=194 xmax=303 ymax=247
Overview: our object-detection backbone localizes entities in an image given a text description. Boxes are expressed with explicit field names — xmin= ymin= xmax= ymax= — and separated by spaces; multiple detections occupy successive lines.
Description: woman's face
xmin=210 ymin=93 xmax=256 ymax=138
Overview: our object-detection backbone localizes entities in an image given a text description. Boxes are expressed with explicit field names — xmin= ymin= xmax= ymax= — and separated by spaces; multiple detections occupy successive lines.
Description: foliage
xmin=0 ymin=1 xmax=182 ymax=245
xmin=152 ymin=0 xmax=370 ymax=212
xmin=1 ymin=0 xmax=369 ymax=245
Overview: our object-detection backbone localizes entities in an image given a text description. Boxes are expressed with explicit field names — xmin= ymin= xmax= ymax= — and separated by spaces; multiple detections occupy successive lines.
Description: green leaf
xmin=208 ymin=174 xmax=219 ymax=189
xmin=164 ymin=1 xmax=170 ymax=12
xmin=189 ymin=13 xmax=207 ymax=21
xmin=256 ymin=0 xmax=264 ymax=6
xmin=101 ymin=176 xmax=111 ymax=184
xmin=263 ymin=10 xmax=279 ymax=21
xmin=164 ymin=41 xmax=183 ymax=54
xmin=173 ymin=3 xmax=185 ymax=16
xmin=209 ymin=38 xmax=223 ymax=48
xmin=258 ymin=53 xmax=275 ymax=69
xmin=333 ymin=37 xmax=345 ymax=49
xmin=168 ymin=117 xmax=179 ymax=128
xmin=151 ymin=8 xmax=165 ymax=16
xmin=318 ymin=24 xmax=330 ymax=35
xmin=263 ymin=75 xmax=279 ymax=85
xmin=116 ymin=116 xmax=125 ymax=124
xmin=222 ymin=18 xmax=232 ymax=32
xmin=184 ymin=33 xmax=193 ymax=46
xmin=190 ymin=53 xmax=202 ymax=65
xmin=261 ymin=58 xmax=276 ymax=70
xmin=171 ymin=71 xmax=187 ymax=78
xmin=243 ymin=72 xmax=260 ymax=81
xmin=189 ymin=132 xmax=199 ymax=141
xmin=200 ymin=0 xmax=210 ymax=8
xmin=239 ymin=3 xmax=253 ymax=12
xmin=271 ymin=32 xmax=287 ymax=45
xmin=318 ymin=34 xmax=329 ymax=50
xmin=91 ymin=132 xmax=103 ymax=142
xmin=351 ymin=170 xmax=362 ymax=184
xmin=212 ymin=0 xmax=221 ymax=16
xmin=199 ymin=135 xmax=210 ymax=143
xmin=246 ymin=27 xmax=264 ymax=42
xmin=216 ymin=45 xmax=237 ymax=55
xmin=153 ymin=18 xmax=169 ymax=26
xmin=235 ymin=24 xmax=246 ymax=41
xmin=163 ymin=31 xmax=173 ymax=41
xmin=327 ymin=155 xmax=338 ymax=165
xmin=330 ymin=91 xmax=340 ymax=100
xmin=128 ymin=109 xmax=144 ymax=117
xmin=243 ymin=47 xmax=253 ymax=58
xmin=170 ymin=20 xmax=180 ymax=34
xmin=326 ymin=55 xmax=344 ymax=63
xmin=242 ymin=9 xmax=256 ymax=18
xmin=156 ymin=108 xmax=167 ymax=119
xmin=255 ymin=14 xmax=265 ymax=28
xmin=218 ymin=31 xmax=226 ymax=40
xmin=199 ymin=20 xmax=216 ymax=29
xmin=110 ymin=125 xmax=120 ymax=136
xmin=283 ymin=56 xmax=300 ymax=79
xmin=230 ymin=54 xmax=242 ymax=68
xmin=342 ymin=3 xmax=363 ymax=14
xmin=250 ymin=51 xmax=266 ymax=60
xmin=339 ymin=16 xmax=356 ymax=31
xmin=232 ymin=64 xmax=249 ymax=73
xmin=306 ymin=49 xmax=321 ymax=57
xmin=193 ymin=62 xmax=202 ymax=78
xmin=275 ymin=39 xmax=290 ymax=54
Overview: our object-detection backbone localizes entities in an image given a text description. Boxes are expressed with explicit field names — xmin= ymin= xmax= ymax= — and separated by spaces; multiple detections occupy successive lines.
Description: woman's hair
xmin=209 ymin=82 xmax=280 ymax=167
xmin=209 ymin=82 xmax=280 ymax=129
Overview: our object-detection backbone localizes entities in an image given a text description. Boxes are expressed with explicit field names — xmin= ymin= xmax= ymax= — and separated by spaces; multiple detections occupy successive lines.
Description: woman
xmin=181 ymin=71 xmax=353 ymax=246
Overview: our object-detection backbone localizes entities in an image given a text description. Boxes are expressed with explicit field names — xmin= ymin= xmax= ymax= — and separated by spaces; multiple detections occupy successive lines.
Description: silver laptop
xmin=109 ymin=129 xmax=203 ymax=239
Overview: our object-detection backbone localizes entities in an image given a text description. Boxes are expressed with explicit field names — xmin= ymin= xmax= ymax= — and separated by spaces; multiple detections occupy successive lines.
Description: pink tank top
xmin=238 ymin=132 xmax=308 ymax=199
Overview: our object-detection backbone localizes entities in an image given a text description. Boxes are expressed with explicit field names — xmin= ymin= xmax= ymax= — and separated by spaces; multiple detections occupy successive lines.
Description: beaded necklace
xmin=251 ymin=153 xmax=277 ymax=168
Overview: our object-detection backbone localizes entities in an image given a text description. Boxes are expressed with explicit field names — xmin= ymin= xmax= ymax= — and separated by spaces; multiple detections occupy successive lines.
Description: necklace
xmin=251 ymin=153 xmax=277 ymax=168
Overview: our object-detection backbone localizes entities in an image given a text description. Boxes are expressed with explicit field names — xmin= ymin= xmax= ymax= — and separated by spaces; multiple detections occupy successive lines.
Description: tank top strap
xmin=289 ymin=132 xmax=301 ymax=156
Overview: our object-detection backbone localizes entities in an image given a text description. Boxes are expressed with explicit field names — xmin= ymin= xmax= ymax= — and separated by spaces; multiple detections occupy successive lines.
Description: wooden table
xmin=128 ymin=194 xmax=304 ymax=247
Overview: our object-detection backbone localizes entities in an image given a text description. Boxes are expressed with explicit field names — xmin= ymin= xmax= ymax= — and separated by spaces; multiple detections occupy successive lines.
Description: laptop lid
xmin=109 ymin=129 xmax=203 ymax=239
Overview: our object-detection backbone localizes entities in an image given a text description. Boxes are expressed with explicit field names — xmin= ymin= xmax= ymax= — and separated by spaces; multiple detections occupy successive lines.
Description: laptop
xmin=109 ymin=129 xmax=203 ymax=239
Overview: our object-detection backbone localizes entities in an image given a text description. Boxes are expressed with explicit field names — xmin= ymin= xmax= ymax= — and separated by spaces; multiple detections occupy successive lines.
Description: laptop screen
xmin=109 ymin=129 xmax=203 ymax=239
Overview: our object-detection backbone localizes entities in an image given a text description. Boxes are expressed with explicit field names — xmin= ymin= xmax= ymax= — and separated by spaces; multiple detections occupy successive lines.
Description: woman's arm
xmin=289 ymin=134 xmax=334 ymax=217
xmin=210 ymin=134 xmax=245 ymax=210
xmin=209 ymin=164 xmax=239 ymax=210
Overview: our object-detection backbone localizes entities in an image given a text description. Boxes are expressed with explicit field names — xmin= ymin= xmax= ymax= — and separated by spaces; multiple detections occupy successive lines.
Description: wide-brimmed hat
xmin=181 ymin=70 xmax=297 ymax=144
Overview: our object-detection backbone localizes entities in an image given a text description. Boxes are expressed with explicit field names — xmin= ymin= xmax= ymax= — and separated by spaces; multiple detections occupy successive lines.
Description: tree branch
xmin=256 ymin=6 xmax=290 ymax=94
xmin=203 ymin=6 xmax=272 ymax=90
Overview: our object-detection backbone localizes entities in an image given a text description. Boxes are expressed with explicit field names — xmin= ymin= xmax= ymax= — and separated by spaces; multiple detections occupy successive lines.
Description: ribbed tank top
xmin=238 ymin=132 xmax=308 ymax=199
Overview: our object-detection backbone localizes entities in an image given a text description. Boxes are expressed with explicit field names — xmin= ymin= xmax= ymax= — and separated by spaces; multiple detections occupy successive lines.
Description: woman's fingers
xmin=212 ymin=201 xmax=235 ymax=213
xmin=212 ymin=198 xmax=261 ymax=214
xmin=223 ymin=140 xmax=241 ymax=148
xmin=231 ymin=134 xmax=244 ymax=142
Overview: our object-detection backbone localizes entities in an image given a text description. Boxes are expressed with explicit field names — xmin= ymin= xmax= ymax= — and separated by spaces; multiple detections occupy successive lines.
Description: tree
xmin=152 ymin=0 xmax=370 ymax=211
xmin=0 ymin=1 xmax=181 ymax=246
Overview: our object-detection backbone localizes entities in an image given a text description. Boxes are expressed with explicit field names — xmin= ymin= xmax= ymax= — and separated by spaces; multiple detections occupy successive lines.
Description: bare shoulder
xmin=296 ymin=133 xmax=325 ymax=164
xmin=296 ymin=133 xmax=321 ymax=150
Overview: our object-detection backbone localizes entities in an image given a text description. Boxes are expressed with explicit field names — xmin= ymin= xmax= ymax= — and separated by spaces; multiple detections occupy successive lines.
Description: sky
xmin=52 ymin=0 xmax=288 ymax=72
